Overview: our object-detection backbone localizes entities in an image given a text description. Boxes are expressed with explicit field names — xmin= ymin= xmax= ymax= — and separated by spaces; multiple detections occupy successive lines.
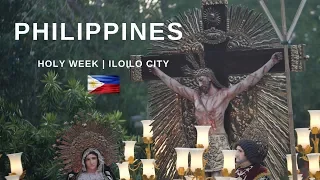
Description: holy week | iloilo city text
xmin=37 ymin=59 xmax=169 ymax=69
xmin=15 ymin=23 xmax=182 ymax=41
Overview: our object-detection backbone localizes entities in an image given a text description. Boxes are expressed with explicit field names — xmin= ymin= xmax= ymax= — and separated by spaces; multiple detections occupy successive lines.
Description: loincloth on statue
xmin=203 ymin=134 xmax=230 ymax=172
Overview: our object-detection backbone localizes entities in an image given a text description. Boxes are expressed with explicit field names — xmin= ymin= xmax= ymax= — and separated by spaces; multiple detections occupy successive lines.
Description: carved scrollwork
xmin=228 ymin=75 xmax=247 ymax=84
xmin=226 ymin=32 xmax=252 ymax=50
xmin=203 ymin=6 xmax=222 ymax=27
xmin=226 ymin=6 xmax=279 ymax=50
xmin=197 ymin=27 xmax=227 ymax=45
xmin=202 ymin=0 xmax=228 ymax=5
xmin=290 ymin=44 xmax=307 ymax=72
xmin=228 ymin=75 xmax=256 ymax=144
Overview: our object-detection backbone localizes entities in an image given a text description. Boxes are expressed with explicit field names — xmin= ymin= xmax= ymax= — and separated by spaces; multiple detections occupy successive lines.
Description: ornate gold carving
xmin=177 ymin=167 xmax=185 ymax=176
xmin=312 ymin=127 xmax=320 ymax=135
xmin=228 ymin=75 xmax=255 ymax=141
xmin=311 ymin=135 xmax=319 ymax=153
xmin=202 ymin=0 xmax=228 ymax=5
xmin=198 ymin=28 xmax=227 ymax=46
xmin=143 ymin=137 xmax=153 ymax=144
xmin=296 ymin=145 xmax=312 ymax=161
xmin=290 ymin=44 xmax=307 ymax=72
xmin=196 ymin=144 xmax=204 ymax=148
xmin=142 ymin=175 xmax=156 ymax=180
xmin=203 ymin=7 xmax=222 ymax=27
xmin=127 ymin=156 xmax=135 ymax=164
xmin=221 ymin=168 xmax=236 ymax=177
xmin=226 ymin=6 xmax=280 ymax=50
xmin=194 ymin=168 xmax=204 ymax=178
xmin=130 ymin=55 xmax=143 ymax=82
xmin=309 ymin=171 xmax=320 ymax=179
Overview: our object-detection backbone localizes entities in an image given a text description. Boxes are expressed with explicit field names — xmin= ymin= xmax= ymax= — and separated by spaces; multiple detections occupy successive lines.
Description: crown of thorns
xmin=193 ymin=68 xmax=224 ymax=89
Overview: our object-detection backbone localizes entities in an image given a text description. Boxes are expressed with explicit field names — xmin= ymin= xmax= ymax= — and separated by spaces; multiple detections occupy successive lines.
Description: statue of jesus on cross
xmin=149 ymin=52 xmax=283 ymax=173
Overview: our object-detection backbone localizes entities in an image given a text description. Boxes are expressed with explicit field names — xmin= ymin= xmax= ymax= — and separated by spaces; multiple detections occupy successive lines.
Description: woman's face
xmin=85 ymin=153 xmax=98 ymax=172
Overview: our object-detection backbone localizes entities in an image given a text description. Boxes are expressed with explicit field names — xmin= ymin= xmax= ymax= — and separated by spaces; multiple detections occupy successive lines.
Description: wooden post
xmin=280 ymin=0 xmax=298 ymax=180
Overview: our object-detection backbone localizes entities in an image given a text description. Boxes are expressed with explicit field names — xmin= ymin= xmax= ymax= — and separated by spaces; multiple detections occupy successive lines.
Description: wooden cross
xmin=130 ymin=1 xmax=305 ymax=83
xmin=130 ymin=46 xmax=304 ymax=85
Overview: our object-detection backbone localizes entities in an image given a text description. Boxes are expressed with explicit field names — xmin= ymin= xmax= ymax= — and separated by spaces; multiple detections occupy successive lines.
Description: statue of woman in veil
xmin=69 ymin=148 xmax=116 ymax=180
xmin=55 ymin=119 xmax=119 ymax=180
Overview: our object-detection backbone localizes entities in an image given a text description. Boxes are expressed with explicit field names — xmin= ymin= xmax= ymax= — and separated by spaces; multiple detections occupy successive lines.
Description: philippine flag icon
xmin=87 ymin=75 xmax=120 ymax=94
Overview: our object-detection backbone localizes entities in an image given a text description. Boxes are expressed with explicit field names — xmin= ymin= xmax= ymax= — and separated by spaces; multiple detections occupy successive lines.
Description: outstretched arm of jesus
xmin=227 ymin=52 xmax=283 ymax=99
xmin=150 ymin=66 xmax=196 ymax=102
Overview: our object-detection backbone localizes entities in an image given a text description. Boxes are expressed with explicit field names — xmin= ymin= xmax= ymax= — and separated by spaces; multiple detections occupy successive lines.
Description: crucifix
xmin=130 ymin=0 xmax=307 ymax=179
